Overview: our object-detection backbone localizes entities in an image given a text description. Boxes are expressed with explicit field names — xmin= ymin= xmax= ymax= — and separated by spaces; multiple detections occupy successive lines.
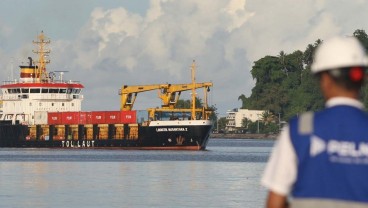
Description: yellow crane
xmin=119 ymin=61 xmax=214 ymax=121
xmin=149 ymin=61 xmax=213 ymax=120
xmin=159 ymin=82 xmax=212 ymax=109
xmin=119 ymin=84 xmax=169 ymax=111
xmin=120 ymin=82 xmax=212 ymax=111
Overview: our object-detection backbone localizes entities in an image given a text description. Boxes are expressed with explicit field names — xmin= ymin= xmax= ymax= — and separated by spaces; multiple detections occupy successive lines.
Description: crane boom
xmin=119 ymin=84 xmax=169 ymax=111
xmin=159 ymin=82 xmax=212 ymax=109
xmin=118 ymin=61 xmax=214 ymax=121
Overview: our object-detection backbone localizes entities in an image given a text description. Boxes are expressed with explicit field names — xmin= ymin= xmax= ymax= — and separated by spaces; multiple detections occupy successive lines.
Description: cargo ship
xmin=0 ymin=32 xmax=214 ymax=150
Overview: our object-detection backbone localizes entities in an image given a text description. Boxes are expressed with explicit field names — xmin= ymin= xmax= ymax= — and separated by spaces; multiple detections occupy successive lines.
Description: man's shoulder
xmin=288 ymin=112 xmax=315 ymax=136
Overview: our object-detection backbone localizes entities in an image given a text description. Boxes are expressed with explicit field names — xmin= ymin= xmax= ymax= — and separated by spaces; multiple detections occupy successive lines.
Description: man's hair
xmin=317 ymin=67 xmax=367 ymax=91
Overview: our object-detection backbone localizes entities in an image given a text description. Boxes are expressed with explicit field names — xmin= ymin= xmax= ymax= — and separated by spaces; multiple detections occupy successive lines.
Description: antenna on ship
xmin=54 ymin=71 xmax=69 ymax=82
xmin=32 ymin=31 xmax=51 ymax=82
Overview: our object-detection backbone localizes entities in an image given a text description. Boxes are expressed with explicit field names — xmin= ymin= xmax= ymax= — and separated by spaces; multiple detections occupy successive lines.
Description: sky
xmin=0 ymin=0 xmax=368 ymax=116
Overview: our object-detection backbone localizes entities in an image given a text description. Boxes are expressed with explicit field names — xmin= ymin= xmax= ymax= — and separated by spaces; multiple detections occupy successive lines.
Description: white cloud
xmin=63 ymin=0 xmax=257 ymax=112
xmin=64 ymin=0 xmax=368 ymax=112
xmin=90 ymin=7 xmax=143 ymax=53
xmin=224 ymin=0 xmax=254 ymax=32
xmin=2 ymin=0 xmax=368 ymax=114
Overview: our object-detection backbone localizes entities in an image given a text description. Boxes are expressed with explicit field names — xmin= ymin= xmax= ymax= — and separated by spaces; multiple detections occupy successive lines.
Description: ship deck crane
xmin=159 ymin=82 xmax=213 ymax=109
xmin=119 ymin=82 xmax=212 ymax=112
xmin=119 ymin=84 xmax=169 ymax=111
xmin=149 ymin=61 xmax=213 ymax=120
xmin=119 ymin=61 xmax=214 ymax=120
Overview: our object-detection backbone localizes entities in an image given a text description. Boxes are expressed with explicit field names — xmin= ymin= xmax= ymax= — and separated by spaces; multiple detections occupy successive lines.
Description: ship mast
xmin=191 ymin=60 xmax=197 ymax=120
xmin=32 ymin=31 xmax=50 ymax=82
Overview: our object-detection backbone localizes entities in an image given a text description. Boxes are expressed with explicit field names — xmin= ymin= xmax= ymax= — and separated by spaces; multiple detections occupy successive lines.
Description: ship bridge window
xmin=49 ymin=88 xmax=58 ymax=93
xmin=30 ymin=88 xmax=40 ymax=93
xmin=67 ymin=89 xmax=72 ymax=94
xmin=75 ymin=89 xmax=81 ymax=94
xmin=59 ymin=88 xmax=67 ymax=93
xmin=41 ymin=88 xmax=49 ymax=93
xmin=22 ymin=88 xmax=29 ymax=93
xmin=9 ymin=88 xmax=20 ymax=94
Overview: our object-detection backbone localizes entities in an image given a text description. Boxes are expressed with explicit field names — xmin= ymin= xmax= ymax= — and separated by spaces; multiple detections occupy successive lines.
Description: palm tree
xmin=278 ymin=51 xmax=288 ymax=76
xmin=241 ymin=117 xmax=249 ymax=128
xmin=238 ymin=94 xmax=247 ymax=109
xmin=261 ymin=111 xmax=277 ymax=125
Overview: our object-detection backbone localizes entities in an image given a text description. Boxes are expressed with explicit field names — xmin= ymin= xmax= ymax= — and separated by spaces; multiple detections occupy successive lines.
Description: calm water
xmin=0 ymin=138 xmax=274 ymax=208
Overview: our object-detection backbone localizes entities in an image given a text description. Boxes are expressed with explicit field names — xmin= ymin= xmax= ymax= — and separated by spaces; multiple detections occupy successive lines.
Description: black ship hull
xmin=0 ymin=122 xmax=213 ymax=150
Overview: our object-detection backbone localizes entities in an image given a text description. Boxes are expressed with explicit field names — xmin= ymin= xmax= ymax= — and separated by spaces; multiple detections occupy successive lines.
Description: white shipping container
xmin=34 ymin=111 xmax=48 ymax=125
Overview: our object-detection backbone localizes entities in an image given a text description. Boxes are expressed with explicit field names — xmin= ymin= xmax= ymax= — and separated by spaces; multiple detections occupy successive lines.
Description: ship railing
xmin=52 ymin=80 xmax=81 ymax=84
xmin=29 ymin=94 xmax=83 ymax=100
xmin=2 ymin=80 xmax=19 ymax=84
xmin=2 ymin=79 xmax=81 ymax=85
xmin=0 ymin=94 xmax=21 ymax=100
xmin=1 ymin=94 xmax=83 ymax=100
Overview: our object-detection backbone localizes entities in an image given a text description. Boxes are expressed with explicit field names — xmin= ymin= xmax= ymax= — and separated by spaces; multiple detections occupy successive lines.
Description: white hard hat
xmin=311 ymin=36 xmax=368 ymax=74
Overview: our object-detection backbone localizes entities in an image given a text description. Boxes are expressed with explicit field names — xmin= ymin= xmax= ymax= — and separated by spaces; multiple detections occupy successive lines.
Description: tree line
xmin=177 ymin=30 xmax=368 ymax=134
xmin=238 ymin=29 xmax=368 ymax=128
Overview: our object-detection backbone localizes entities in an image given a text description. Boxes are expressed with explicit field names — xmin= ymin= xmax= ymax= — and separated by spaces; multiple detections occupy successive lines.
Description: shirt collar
xmin=325 ymin=97 xmax=364 ymax=109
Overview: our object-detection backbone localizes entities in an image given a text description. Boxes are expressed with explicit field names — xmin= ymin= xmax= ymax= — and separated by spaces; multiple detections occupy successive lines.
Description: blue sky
xmin=1 ymin=0 xmax=368 ymax=116
xmin=0 ymin=0 xmax=149 ymax=50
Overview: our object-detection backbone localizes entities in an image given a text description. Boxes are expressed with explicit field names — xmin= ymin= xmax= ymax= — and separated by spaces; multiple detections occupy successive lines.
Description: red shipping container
xmin=86 ymin=112 xmax=93 ymax=124
xmin=105 ymin=111 xmax=121 ymax=124
xmin=90 ymin=111 xmax=106 ymax=124
xmin=48 ymin=112 xmax=62 ymax=125
xmin=120 ymin=110 xmax=137 ymax=124
xmin=79 ymin=112 xmax=87 ymax=124
xmin=61 ymin=112 xmax=80 ymax=125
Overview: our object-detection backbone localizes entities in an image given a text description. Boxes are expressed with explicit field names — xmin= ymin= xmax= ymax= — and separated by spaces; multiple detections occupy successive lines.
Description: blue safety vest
xmin=289 ymin=105 xmax=368 ymax=204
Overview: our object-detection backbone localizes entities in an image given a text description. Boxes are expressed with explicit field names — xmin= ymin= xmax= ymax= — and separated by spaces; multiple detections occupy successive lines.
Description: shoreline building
xmin=226 ymin=108 xmax=265 ymax=132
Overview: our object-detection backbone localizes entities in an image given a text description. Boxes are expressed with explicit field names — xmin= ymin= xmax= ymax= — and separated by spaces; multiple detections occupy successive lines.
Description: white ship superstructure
xmin=0 ymin=32 xmax=84 ymax=125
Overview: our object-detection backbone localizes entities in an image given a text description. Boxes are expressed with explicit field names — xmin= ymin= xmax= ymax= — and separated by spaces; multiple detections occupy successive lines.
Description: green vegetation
xmin=176 ymin=97 xmax=203 ymax=108
xmin=176 ymin=97 xmax=218 ymax=125
xmin=241 ymin=111 xmax=280 ymax=134
xmin=239 ymin=29 xmax=368 ymax=122
xmin=177 ymin=30 xmax=368 ymax=135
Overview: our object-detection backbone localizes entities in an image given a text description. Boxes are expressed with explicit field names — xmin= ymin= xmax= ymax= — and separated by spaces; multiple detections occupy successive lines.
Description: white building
xmin=226 ymin=109 xmax=265 ymax=132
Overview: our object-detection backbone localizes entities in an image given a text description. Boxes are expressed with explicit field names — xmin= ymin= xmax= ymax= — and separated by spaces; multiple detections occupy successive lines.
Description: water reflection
xmin=0 ymin=139 xmax=272 ymax=208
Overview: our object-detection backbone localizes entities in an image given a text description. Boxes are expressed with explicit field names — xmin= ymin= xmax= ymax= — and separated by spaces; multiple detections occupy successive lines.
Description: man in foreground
xmin=261 ymin=36 xmax=368 ymax=208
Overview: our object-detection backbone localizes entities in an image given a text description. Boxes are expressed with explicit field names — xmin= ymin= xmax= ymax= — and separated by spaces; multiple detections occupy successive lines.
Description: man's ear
xmin=319 ymin=72 xmax=333 ymax=99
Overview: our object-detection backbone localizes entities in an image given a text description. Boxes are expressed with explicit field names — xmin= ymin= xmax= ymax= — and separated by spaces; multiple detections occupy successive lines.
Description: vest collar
xmin=325 ymin=97 xmax=364 ymax=109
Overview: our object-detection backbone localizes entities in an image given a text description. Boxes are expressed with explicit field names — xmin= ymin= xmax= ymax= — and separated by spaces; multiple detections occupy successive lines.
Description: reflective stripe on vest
xmin=298 ymin=111 xmax=314 ymax=135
